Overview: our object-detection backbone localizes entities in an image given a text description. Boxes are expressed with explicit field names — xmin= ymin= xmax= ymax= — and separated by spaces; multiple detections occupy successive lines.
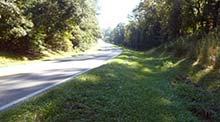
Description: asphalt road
xmin=0 ymin=41 xmax=122 ymax=112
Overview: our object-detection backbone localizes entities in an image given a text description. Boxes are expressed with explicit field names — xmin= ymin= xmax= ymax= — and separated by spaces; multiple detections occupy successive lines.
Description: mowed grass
xmin=0 ymin=42 xmax=99 ymax=68
xmin=0 ymin=48 xmax=198 ymax=122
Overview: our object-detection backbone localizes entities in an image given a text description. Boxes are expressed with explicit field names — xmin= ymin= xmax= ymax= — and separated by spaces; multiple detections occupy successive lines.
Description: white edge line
xmin=0 ymin=50 xmax=122 ymax=112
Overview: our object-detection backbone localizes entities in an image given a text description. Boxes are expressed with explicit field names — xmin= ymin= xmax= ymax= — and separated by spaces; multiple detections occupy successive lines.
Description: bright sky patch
xmin=97 ymin=0 xmax=140 ymax=29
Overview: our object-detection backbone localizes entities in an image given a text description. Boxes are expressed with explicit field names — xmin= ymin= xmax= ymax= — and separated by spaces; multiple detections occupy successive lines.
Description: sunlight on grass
xmin=0 ymin=48 xmax=198 ymax=122
xmin=141 ymin=67 xmax=152 ymax=73
xmin=0 ymin=42 xmax=100 ymax=68
xmin=190 ymin=66 xmax=213 ymax=83
xmin=0 ymin=50 xmax=77 ymax=68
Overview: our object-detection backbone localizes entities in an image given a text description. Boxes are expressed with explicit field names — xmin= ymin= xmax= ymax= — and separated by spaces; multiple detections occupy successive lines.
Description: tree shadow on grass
xmin=0 ymin=49 xmax=198 ymax=122
xmin=0 ymin=52 xmax=26 ymax=60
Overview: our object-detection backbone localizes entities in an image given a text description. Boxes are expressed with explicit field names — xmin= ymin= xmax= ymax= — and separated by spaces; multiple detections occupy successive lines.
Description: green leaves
xmin=0 ymin=0 xmax=100 ymax=57
xmin=0 ymin=1 xmax=32 ymax=39
xmin=106 ymin=0 xmax=220 ymax=51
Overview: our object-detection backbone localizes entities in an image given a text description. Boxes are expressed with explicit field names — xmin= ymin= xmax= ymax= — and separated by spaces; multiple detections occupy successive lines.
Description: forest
xmin=0 ymin=0 xmax=101 ymax=58
xmin=106 ymin=0 xmax=220 ymax=121
xmin=1 ymin=0 xmax=220 ymax=121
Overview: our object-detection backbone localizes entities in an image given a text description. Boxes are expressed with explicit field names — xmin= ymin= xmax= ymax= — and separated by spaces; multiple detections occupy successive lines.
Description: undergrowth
xmin=163 ymin=30 xmax=220 ymax=121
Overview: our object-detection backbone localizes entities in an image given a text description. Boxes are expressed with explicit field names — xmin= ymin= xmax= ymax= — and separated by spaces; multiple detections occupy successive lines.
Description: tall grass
xmin=163 ymin=30 xmax=220 ymax=121
xmin=165 ymin=30 xmax=220 ymax=68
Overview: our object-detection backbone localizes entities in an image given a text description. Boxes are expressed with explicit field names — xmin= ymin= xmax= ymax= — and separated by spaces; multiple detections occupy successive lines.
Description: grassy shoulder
xmin=0 ymin=48 xmax=199 ymax=122
xmin=0 ymin=43 xmax=100 ymax=68
xmin=0 ymin=50 xmax=76 ymax=68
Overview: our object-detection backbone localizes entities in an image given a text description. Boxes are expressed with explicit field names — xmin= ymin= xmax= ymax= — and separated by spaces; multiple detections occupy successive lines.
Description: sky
xmin=97 ymin=0 xmax=140 ymax=29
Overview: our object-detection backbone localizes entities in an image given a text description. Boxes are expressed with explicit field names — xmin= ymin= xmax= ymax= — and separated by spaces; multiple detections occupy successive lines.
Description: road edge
xmin=0 ymin=46 xmax=122 ymax=112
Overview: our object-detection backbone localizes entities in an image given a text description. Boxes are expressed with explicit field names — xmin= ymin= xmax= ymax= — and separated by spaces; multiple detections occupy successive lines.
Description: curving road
xmin=0 ymin=41 xmax=122 ymax=112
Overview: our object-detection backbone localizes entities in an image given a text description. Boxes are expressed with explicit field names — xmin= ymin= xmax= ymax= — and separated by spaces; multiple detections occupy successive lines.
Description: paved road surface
xmin=0 ymin=41 xmax=122 ymax=111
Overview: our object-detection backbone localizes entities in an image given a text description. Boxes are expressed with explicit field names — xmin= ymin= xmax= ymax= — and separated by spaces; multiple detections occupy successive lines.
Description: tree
xmin=0 ymin=0 xmax=101 ymax=56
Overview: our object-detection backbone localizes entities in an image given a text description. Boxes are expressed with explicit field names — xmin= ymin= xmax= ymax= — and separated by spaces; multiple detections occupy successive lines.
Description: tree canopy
xmin=106 ymin=0 xmax=220 ymax=50
xmin=0 ymin=0 xmax=101 ymax=57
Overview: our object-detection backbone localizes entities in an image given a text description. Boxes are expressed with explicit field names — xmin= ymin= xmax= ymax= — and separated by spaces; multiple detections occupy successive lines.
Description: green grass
xmin=0 ymin=42 xmax=99 ymax=68
xmin=0 ymin=50 xmax=79 ymax=68
xmin=0 ymin=48 xmax=199 ymax=122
